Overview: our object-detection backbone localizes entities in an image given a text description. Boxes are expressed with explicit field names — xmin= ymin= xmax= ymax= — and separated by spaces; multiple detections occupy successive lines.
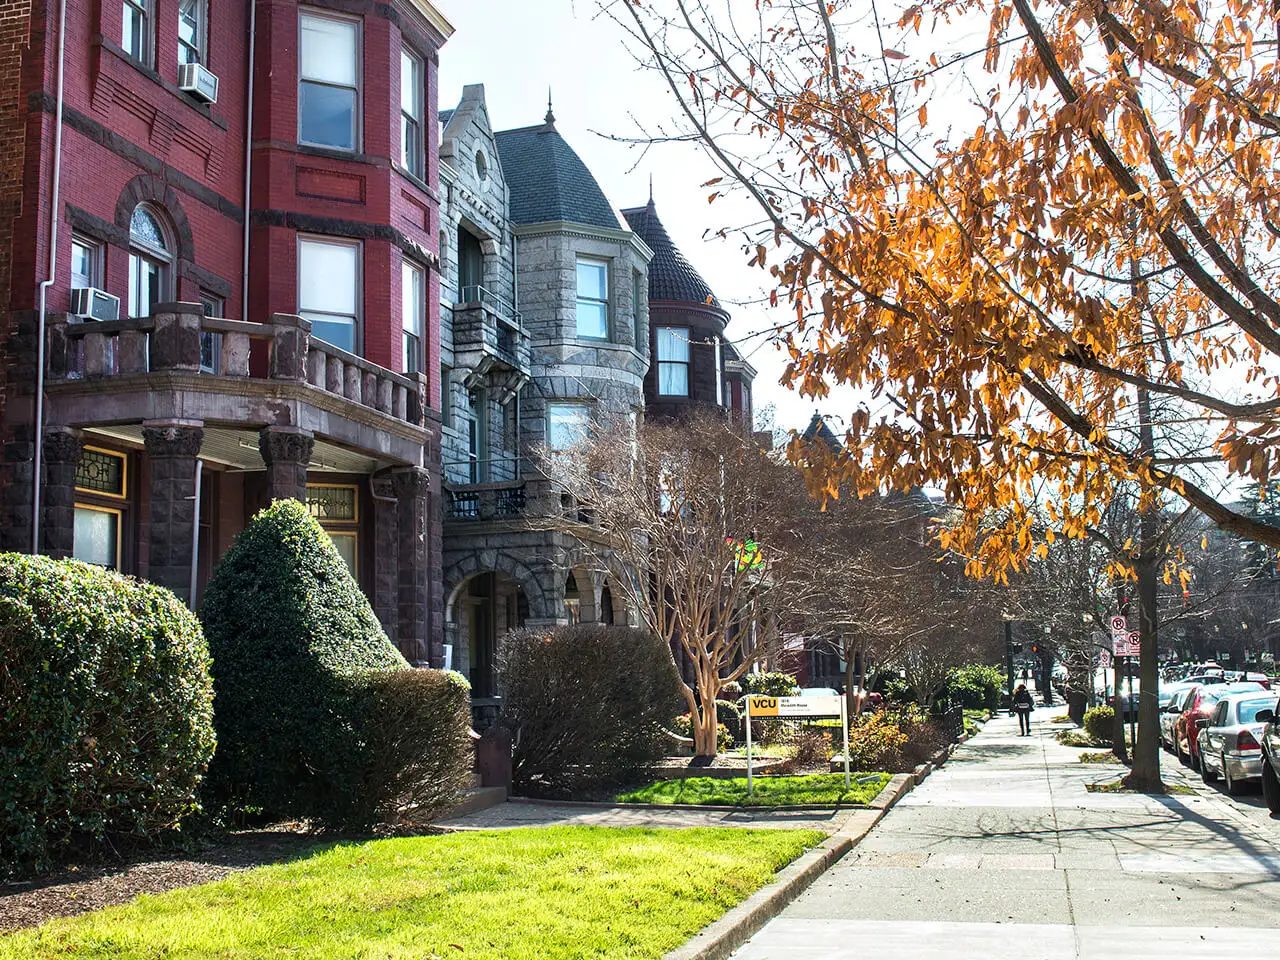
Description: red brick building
xmin=0 ymin=0 xmax=453 ymax=662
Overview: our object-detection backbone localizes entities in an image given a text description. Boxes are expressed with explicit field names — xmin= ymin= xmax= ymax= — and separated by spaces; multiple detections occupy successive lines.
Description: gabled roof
xmin=438 ymin=108 xmax=455 ymax=127
xmin=621 ymin=199 xmax=721 ymax=310
xmin=493 ymin=114 xmax=620 ymax=229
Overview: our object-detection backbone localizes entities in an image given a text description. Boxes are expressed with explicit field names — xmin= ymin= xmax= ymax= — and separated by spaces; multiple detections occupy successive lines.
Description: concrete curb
xmin=660 ymin=740 xmax=953 ymax=960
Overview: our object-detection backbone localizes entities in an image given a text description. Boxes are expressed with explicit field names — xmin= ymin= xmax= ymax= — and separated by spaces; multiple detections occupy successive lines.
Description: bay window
xmin=298 ymin=236 xmax=360 ymax=353
xmin=400 ymin=49 xmax=424 ymax=178
xmin=402 ymin=259 xmax=425 ymax=374
xmin=656 ymin=327 xmax=690 ymax=396
xmin=575 ymin=257 xmax=609 ymax=339
xmin=299 ymin=11 xmax=359 ymax=151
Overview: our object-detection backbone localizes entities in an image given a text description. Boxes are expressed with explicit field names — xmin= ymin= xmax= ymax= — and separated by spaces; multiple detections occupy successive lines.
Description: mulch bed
xmin=0 ymin=831 xmax=328 ymax=933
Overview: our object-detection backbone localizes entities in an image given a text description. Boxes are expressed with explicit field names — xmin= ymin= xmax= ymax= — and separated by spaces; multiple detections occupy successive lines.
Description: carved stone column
xmin=258 ymin=426 xmax=314 ymax=504
xmin=142 ymin=420 xmax=204 ymax=601
xmin=41 ymin=426 xmax=83 ymax=560
xmin=393 ymin=466 xmax=430 ymax=665
xmin=371 ymin=474 xmax=399 ymax=644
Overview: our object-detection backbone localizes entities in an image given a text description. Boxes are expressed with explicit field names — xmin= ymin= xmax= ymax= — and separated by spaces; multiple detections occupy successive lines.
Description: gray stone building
xmin=438 ymin=89 xmax=652 ymax=709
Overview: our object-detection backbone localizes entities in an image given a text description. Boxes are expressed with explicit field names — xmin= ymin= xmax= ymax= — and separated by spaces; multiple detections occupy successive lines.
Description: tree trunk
xmin=1125 ymin=547 xmax=1163 ymax=790
xmin=692 ymin=662 xmax=721 ymax=762
xmin=1112 ymin=656 xmax=1128 ymax=762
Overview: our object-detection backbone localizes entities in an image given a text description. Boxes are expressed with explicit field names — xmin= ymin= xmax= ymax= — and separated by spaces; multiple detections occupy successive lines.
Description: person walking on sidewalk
xmin=1012 ymin=684 xmax=1035 ymax=736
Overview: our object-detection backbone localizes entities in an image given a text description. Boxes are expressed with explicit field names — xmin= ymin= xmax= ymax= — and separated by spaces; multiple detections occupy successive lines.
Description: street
xmin=734 ymin=707 xmax=1280 ymax=958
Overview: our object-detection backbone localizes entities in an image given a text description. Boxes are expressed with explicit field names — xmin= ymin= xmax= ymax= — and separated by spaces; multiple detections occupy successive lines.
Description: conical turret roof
xmin=622 ymin=199 xmax=722 ymax=311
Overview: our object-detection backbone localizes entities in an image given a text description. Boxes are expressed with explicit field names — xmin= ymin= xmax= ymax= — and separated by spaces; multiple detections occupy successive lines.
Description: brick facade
xmin=0 ymin=0 xmax=453 ymax=661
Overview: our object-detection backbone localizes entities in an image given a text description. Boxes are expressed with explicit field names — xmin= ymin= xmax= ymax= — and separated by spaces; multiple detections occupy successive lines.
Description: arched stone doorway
xmin=446 ymin=569 xmax=530 ymax=697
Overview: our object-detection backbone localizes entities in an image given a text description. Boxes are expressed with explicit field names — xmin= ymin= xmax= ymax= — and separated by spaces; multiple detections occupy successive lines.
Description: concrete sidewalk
xmin=734 ymin=707 xmax=1280 ymax=959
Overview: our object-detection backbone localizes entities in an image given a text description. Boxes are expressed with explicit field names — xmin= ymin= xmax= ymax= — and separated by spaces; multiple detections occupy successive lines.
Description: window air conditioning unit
xmin=177 ymin=62 xmax=219 ymax=105
xmin=69 ymin=286 xmax=120 ymax=321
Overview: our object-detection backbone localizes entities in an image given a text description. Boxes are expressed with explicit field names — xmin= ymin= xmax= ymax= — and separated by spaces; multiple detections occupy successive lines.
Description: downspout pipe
xmin=32 ymin=0 xmax=69 ymax=554
xmin=240 ymin=0 xmax=256 ymax=322
xmin=188 ymin=459 xmax=203 ymax=609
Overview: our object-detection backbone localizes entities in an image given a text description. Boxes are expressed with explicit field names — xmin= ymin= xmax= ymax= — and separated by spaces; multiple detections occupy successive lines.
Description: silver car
xmin=1161 ymin=688 xmax=1195 ymax=749
xmin=1198 ymin=691 xmax=1279 ymax=795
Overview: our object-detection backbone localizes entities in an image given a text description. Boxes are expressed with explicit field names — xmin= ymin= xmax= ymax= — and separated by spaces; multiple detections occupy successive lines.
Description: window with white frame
xmin=575 ymin=257 xmax=609 ymax=339
xmin=70 ymin=235 xmax=103 ymax=290
xmin=402 ymin=258 xmax=424 ymax=374
xmin=546 ymin=402 xmax=590 ymax=452
xmin=400 ymin=48 xmax=424 ymax=178
xmin=298 ymin=236 xmax=360 ymax=353
xmin=121 ymin=0 xmax=153 ymax=65
xmin=299 ymin=11 xmax=359 ymax=151
xmin=127 ymin=204 xmax=173 ymax=319
xmin=177 ymin=0 xmax=206 ymax=64
xmin=656 ymin=327 xmax=690 ymax=396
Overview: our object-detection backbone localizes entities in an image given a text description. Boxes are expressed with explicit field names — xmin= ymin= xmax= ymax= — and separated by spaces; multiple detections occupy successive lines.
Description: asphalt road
xmin=733 ymin=707 xmax=1280 ymax=959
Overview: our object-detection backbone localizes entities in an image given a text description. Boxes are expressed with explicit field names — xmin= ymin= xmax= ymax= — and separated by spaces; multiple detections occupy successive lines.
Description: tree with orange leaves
xmin=610 ymin=0 xmax=1280 ymax=788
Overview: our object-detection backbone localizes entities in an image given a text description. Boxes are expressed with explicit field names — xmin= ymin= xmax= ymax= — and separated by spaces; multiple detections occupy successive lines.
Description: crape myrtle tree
xmin=543 ymin=412 xmax=817 ymax=759
xmin=609 ymin=0 xmax=1280 ymax=790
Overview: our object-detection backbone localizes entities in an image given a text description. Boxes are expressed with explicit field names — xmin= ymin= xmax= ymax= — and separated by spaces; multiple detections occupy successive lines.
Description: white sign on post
xmin=744 ymin=695 xmax=849 ymax=796
xmin=1109 ymin=615 xmax=1127 ymax=634
xmin=1113 ymin=631 xmax=1141 ymax=657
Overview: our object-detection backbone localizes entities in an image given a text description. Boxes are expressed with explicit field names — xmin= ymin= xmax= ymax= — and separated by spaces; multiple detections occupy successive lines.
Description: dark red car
xmin=1176 ymin=682 xmax=1265 ymax=770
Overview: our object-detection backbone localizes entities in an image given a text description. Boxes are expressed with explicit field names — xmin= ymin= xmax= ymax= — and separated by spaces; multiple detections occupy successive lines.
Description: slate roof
xmin=493 ymin=120 xmax=620 ymax=229
xmin=438 ymin=108 xmax=455 ymax=127
xmin=621 ymin=199 xmax=721 ymax=310
xmin=801 ymin=413 xmax=841 ymax=451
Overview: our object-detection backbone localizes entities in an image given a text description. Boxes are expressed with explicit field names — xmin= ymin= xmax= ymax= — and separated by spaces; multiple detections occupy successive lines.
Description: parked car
xmin=1197 ymin=691 xmax=1278 ymax=795
xmin=1160 ymin=687 xmax=1195 ymax=750
xmin=1243 ymin=672 xmax=1273 ymax=691
xmin=1258 ymin=704 xmax=1280 ymax=813
xmin=1159 ymin=681 xmax=1197 ymax=710
xmin=1177 ymin=682 xmax=1265 ymax=770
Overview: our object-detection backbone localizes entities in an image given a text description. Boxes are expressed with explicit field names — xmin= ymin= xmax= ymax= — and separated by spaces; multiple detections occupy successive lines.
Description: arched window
xmin=128 ymin=204 xmax=174 ymax=318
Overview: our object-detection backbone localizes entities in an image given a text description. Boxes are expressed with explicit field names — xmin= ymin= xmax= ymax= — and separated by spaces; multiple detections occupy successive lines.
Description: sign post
xmin=743 ymin=694 xmax=849 ymax=796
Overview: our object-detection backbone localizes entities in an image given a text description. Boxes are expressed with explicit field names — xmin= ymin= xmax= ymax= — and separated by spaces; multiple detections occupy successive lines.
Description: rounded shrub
xmin=945 ymin=664 xmax=1004 ymax=712
xmin=498 ymin=624 xmax=685 ymax=798
xmin=0 ymin=554 xmax=214 ymax=876
xmin=739 ymin=672 xmax=799 ymax=698
xmin=200 ymin=499 xmax=408 ymax=823
xmin=352 ymin=669 xmax=474 ymax=826
xmin=1083 ymin=705 xmax=1115 ymax=744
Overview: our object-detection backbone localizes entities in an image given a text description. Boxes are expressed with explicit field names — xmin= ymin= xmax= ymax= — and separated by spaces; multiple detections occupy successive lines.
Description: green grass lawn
xmin=616 ymin=773 xmax=890 ymax=807
xmin=0 ymin=826 xmax=823 ymax=960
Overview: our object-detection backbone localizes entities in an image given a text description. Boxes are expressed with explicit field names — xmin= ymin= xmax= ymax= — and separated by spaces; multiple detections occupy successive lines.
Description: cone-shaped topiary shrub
xmin=200 ymin=499 xmax=410 ymax=823
xmin=498 ymin=624 xmax=685 ymax=798
xmin=0 ymin=554 xmax=215 ymax=877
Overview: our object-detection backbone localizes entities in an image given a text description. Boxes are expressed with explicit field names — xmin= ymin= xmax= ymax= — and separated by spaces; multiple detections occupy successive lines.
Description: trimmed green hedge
xmin=739 ymin=672 xmax=799 ymax=698
xmin=1083 ymin=705 xmax=1115 ymax=744
xmin=0 ymin=555 xmax=215 ymax=876
xmin=354 ymin=668 xmax=474 ymax=826
xmin=944 ymin=664 xmax=1004 ymax=712
xmin=200 ymin=500 xmax=409 ymax=824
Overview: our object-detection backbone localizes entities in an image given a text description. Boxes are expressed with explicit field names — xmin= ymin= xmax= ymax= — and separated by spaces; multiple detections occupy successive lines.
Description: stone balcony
xmin=45 ymin=303 xmax=430 ymax=463
xmin=452 ymin=285 xmax=530 ymax=387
